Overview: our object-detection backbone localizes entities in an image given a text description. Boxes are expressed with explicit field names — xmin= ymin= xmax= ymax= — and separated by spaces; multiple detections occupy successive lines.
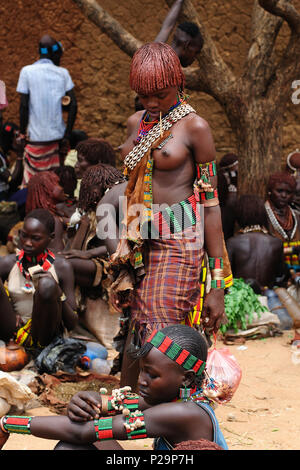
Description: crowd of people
xmin=0 ymin=0 xmax=299 ymax=452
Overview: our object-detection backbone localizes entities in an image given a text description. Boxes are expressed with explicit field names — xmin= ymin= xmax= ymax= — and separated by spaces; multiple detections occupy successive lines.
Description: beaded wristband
xmin=209 ymin=257 xmax=225 ymax=289
xmin=211 ymin=279 xmax=226 ymax=289
xmin=199 ymin=188 xmax=219 ymax=207
xmin=208 ymin=257 xmax=224 ymax=270
xmin=123 ymin=411 xmax=147 ymax=440
xmin=1 ymin=416 xmax=32 ymax=434
xmin=94 ymin=417 xmax=113 ymax=441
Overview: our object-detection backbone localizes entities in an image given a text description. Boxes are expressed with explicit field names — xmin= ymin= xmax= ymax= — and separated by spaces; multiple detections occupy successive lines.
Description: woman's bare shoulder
xmin=184 ymin=112 xmax=211 ymax=132
xmin=126 ymin=110 xmax=144 ymax=134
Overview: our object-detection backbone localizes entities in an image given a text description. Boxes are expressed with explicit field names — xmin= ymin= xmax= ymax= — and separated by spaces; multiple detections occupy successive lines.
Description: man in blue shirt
xmin=16 ymin=35 xmax=77 ymax=184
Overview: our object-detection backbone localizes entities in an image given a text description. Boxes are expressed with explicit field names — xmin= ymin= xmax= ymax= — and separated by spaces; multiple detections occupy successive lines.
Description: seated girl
xmin=0 ymin=324 xmax=228 ymax=451
xmin=0 ymin=208 xmax=77 ymax=351
xmin=62 ymin=163 xmax=125 ymax=289
xmin=25 ymin=171 xmax=67 ymax=251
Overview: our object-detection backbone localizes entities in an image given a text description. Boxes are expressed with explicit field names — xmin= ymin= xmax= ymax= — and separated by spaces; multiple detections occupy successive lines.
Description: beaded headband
xmin=147 ymin=329 xmax=206 ymax=376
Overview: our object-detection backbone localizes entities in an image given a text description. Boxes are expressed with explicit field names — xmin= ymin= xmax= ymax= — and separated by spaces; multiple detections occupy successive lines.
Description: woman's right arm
xmin=0 ymin=255 xmax=16 ymax=282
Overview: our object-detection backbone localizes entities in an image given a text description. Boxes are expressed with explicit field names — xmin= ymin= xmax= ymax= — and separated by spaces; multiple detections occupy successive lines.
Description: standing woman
xmin=101 ymin=43 xmax=226 ymax=388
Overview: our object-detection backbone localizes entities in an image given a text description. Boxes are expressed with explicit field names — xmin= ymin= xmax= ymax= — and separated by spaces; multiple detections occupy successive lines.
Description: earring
xmin=179 ymin=385 xmax=192 ymax=402
xmin=160 ymin=111 xmax=163 ymax=137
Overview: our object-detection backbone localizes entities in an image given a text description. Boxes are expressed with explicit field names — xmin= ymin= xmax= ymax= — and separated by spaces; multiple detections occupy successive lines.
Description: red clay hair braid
xmin=129 ymin=42 xmax=185 ymax=95
xmin=26 ymin=171 xmax=61 ymax=216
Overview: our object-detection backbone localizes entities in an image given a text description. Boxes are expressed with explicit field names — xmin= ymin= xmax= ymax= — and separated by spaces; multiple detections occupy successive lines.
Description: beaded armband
xmin=195 ymin=161 xmax=219 ymax=208
xmin=0 ymin=416 xmax=32 ymax=434
xmin=100 ymin=386 xmax=140 ymax=416
xmin=209 ymin=257 xmax=225 ymax=289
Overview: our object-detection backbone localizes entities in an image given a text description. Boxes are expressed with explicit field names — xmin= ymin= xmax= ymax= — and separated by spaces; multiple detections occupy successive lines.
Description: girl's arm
xmin=67 ymin=390 xmax=151 ymax=423
xmin=55 ymin=257 xmax=78 ymax=331
xmin=1 ymin=402 xmax=212 ymax=447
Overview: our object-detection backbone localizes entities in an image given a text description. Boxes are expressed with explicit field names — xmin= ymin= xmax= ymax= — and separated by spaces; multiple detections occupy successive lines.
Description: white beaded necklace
xmin=265 ymin=200 xmax=298 ymax=240
xmin=124 ymin=102 xmax=195 ymax=171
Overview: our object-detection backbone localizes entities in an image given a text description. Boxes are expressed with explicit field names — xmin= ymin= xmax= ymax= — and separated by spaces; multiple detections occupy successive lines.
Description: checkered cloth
xmin=130 ymin=223 xmax=204 ymax=328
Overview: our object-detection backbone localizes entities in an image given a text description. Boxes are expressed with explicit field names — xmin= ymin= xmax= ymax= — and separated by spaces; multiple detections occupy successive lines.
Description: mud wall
xmin=1 ymin=0 xmax=300 ymax=163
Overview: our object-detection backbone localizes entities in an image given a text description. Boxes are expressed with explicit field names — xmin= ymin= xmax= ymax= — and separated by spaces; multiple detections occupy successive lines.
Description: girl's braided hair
xmin=129 ymin=324 xmax=208 ymax=387
xmin=78 ymin=163 xmax=125 ymax=212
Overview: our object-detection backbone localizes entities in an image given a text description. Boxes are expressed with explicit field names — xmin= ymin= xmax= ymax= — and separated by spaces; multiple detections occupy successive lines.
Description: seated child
xmin=0 ymin=208 xmax=77 ymax=350
xmin=0 ymin=325 xmax=228 ymax=451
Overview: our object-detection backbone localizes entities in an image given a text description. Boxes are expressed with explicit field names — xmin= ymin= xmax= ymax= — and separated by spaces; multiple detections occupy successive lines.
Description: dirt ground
xmin=2 ymin=329 xmax=300 ymax=451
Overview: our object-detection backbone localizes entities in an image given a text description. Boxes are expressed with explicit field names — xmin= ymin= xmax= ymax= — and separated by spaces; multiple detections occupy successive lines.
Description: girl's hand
xmin=67 ymin=391 xmax=102 ymax=422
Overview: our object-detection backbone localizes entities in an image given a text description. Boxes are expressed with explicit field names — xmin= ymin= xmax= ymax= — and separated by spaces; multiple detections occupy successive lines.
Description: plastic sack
xmin=203 ymin=347 xmax=242 ymax=404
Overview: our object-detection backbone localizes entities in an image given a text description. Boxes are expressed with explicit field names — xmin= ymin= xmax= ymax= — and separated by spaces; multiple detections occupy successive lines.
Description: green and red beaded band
xmin=195 ymin=161 xmax=219 ymax=207
xmin=199 ymin=188 xmax=219 ymax=202
xmin=196 ymin=161 xmax=217 ymax=181
xmin=208 ymin=257 xmax=224 ymax=270
xmin=209 ymin=257 xmax=225 ymax=289
xmin=211 ymin=279 xmax=226 ymax=289
xmin=94 ymin=416 xmax=113 ymax=441
xmin=147 ymin=329 xmax=206 ymax=376
xmin=124 ymin=412 xmax=147 ymax=440
xmin=0 ymin=416 xmax=32 ymax=434
xmin=104 ymin=394 xmax=140 ymax=415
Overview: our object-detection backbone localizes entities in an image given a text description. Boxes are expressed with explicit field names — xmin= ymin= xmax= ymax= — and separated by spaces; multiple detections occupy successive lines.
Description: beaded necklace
xmin=239 ymin=225 xmax=268 ymax=234
xmin=136 ymin=99 xmax=183 ymax=144
xmin=265 ymin=200 xmax=298 ymax=240
xmin=124 ymin=101 xmax=195 ymax=172
xmin=16 ymin=249 xmax=56 ymax=292
xmin=176 ymin=387 xmax=212 ymax=406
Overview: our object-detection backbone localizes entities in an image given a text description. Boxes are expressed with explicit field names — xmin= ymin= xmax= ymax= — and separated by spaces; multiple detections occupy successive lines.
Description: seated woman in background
xmin=54 ymin=165 xmax=78 ymax=218
xmin=265 ymin=172 xmax=300 ymax=274
xmin=60 ymin=163 xmax=125 ymax=347
xmin=226 ymin=194 xmax=287 ymax=292
xmin=0 ymin=208 xmax=77 ymax=350
xmin=26 ymin=171 xmax=67 ymax=251
xmin=62 ymin=163 xmax=125 ymax=289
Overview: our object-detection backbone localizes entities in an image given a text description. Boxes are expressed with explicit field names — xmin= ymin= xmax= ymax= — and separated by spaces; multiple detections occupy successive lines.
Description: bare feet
xmin=0 ymin=429 xmax=9 ymax=450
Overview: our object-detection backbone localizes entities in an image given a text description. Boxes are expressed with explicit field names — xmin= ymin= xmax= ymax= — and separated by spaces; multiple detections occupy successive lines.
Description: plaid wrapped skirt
xmin=130 ymin=196 xmax=204 ymax=342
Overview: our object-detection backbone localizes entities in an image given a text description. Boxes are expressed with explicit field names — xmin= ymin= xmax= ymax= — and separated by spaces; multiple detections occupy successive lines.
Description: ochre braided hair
xmin=129 ymin=42 xmax=185 ymax=95
xmin=174 ymin=439 xmax=223 ymax=450
xmin=78 ymin=163 xmax=125 ymax=213
xmin=267 ymin=172 xmax=296 ymax=193
xmin=75 ymin=138 xmax=116 ymax=166
xmin=26 ymin=171 xmax=61 ymax=216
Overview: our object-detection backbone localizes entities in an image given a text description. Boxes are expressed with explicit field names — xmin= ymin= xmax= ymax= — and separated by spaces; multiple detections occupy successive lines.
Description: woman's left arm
xmin=188 ymin=116 xmax=225 ymax=332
